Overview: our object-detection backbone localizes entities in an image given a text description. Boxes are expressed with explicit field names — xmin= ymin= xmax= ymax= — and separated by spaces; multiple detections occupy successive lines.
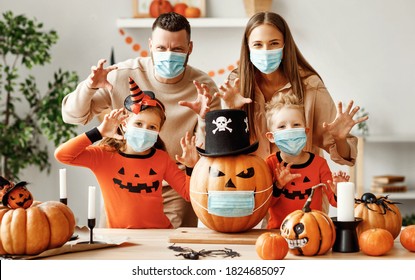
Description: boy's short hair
xmin=265 ymin=93 xmax=305 ymax=130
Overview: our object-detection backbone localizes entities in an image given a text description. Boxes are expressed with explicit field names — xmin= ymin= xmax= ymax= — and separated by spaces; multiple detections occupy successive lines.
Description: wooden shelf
xmin=117 ymin=18 xmax=249 ymax=28
xmin=373 ymin=191 xmax=415 ymax=200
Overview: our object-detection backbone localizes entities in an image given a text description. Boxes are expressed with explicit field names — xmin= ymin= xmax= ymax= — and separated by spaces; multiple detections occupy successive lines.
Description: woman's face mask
xmin=124 ymin=126 xmax=158 ymax=152
xmin=152 ymin=51 xmax=187 ymax=79
xmin=249 ymin=48 xmax=283 ymax=74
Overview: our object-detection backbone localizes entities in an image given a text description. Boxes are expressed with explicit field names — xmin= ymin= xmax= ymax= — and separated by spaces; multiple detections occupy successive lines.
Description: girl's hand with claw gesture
xmin=97 ymin=108 xmax=128 ymax=140
xmin=176 ymin=131 xmax=200 ymax=168
xmin=274 ymin=161 xmax=301 ymax=189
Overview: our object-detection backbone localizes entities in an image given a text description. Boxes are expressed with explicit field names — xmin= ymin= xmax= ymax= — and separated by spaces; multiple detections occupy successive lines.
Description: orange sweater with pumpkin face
xmin=266 ymin=152 xmax=337 ymax=229
xmin=54 ymin=128 xmax=190 ymax=229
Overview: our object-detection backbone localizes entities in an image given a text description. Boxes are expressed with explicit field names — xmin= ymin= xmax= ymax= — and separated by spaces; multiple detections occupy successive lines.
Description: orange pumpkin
xmin=189 ymin=154 xmax=272 ymax=233
xmin=2 ymin=182 xmax=33 ymax=209
xmin=280 ymin=184 xmax=336 ymax=256
xmin=0 ymin=201 xmax=75 ymax=255
xmin=359 ymin=228 xmax=394 ymax=256
xmin=354 ymin=193 xmax=402 ymax=239
xmin=400 ymin=225 xmax=415 ymax=252
xmin=255 ymin=232 xmax=288 ymax=260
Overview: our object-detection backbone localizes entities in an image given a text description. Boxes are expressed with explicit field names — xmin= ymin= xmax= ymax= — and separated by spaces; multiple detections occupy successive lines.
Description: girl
xmin=55 ymin=78 xmax=199 ymax=229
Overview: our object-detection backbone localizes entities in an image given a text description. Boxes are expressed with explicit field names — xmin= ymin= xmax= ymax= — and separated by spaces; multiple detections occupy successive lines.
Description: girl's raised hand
xmin=214 ymin=78 xmax=252 ymax=109
xmin=176 ymin=131 xmax=199 ymax=168
xmin=97 ymin=108 xmax=128 ymax=140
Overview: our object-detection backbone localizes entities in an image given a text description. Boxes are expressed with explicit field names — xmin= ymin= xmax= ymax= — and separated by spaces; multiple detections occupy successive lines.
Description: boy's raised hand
xmin=86 ymin=59 xmax=118 ymax=91
xmin=274 ymin=162 xmax=301 ymax=189
xmin=97 ymin=108 xmax=127 ymax=140
xmin=176 ymin=131 xmax=199 ymax=168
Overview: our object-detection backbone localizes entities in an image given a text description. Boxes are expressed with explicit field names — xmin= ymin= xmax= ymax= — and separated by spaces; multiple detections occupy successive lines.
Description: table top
xmin=42 ymin=227 xmax=415 ymax=260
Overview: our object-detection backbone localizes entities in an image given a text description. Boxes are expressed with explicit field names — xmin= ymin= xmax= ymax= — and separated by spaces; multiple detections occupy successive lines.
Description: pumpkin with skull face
xmin=189 ymin=154 xmax=273 ymax=233
xmin=280 ymin=184 xmax=336 ymax=256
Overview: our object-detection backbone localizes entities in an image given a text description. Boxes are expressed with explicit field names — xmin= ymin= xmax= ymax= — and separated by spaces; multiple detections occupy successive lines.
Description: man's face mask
xmin=190 ymin=186 xmax=272 ymax=217
xmin=152 ymin=51 xmax=187 ymax=79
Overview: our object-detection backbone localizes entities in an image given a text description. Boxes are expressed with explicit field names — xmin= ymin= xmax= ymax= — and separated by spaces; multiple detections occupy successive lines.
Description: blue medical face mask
xmin=124 ymin=126 xmax=158 ymax=152
xmin=190 ymin=186 xmax=272 ymax=217
xmin=273 ymin=128 xmax=307 ymax=156
xmin=152 ymin=51 xmax=187 ymax=79
xmin=249 ymin=48 xmax=283 ymax=74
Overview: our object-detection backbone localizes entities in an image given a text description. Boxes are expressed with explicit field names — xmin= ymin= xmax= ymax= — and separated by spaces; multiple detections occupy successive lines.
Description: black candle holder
xmin=331 ymin=217 xmax=362 ymax=253
xmin=60 ymin=198 xmax=78 ymax=241
xmin=78 ymin=218 xmax=104 ymax=244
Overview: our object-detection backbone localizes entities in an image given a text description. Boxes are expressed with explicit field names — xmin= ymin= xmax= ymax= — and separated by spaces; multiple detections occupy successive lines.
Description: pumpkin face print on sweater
xmin=112 ymin=166 xmax=160 ymax=193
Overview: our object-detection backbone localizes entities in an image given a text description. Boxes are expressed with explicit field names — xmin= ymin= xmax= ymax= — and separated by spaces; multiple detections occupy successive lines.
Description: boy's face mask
xmin=272 ymin=128 xmax=307 ymax=156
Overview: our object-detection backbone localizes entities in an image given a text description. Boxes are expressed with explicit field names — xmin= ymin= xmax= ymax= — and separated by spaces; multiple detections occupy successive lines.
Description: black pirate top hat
xmin=124 ymin=77 xmax=165 ymax=114
xmin=197 ymin=109 xmax=258 ymax=157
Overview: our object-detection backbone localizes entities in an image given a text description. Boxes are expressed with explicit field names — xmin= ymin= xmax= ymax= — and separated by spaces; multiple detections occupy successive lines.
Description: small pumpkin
xmin=280 ymin=184 xmax=336 ymax=256
xmin=354 ymin=193 xmax=402 ymax=239
xmin=2 ymin=182 xmax=33 ymax=209
xmin=400 ymin=225 xmax=415 ymax=252
xmin=190 ymin=154 xmax=273 ymax=233
xmin=359 ymin=228 xmax=394 ymax=256
xmin=255 ymin=232 xmax=288 ymax=260
xmin=0 ymin=201 xmax=75 ymax=255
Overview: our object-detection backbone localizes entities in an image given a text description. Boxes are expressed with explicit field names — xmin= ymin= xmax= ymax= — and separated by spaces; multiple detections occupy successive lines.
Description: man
xmin=62 ymin=12 xmax=219 ymax=228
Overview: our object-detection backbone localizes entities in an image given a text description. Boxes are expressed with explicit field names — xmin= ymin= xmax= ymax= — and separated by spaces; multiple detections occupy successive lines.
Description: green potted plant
xmin=0 ymin=11 xmax=79 ymax=180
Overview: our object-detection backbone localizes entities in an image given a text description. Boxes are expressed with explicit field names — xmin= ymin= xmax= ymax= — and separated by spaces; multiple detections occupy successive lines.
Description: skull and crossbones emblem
xmin=212 ymin=116 xmax=232 ymax=134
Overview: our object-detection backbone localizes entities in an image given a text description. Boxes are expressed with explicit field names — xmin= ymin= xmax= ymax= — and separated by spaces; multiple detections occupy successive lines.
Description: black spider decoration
xmin=168 ymin=244 xmax=240 ymax=260
xmin=355 ymin=192 xmax=401 ymax=214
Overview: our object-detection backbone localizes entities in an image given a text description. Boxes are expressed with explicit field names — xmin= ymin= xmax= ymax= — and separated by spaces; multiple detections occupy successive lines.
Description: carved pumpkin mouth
xmin=113 ymin=178 xmax=159 ymax=193
xmin=14 ymin=194 xmax=33 ymax=207
xmin=285 ymin=237 xmax=308 ymax=249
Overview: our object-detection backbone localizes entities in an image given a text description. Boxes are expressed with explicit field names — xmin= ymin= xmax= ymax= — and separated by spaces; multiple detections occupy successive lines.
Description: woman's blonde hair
xmin=265 ymin=93 xmax=305 ymax=130
xmin=100 ymin=101 xmax=167 ymax=153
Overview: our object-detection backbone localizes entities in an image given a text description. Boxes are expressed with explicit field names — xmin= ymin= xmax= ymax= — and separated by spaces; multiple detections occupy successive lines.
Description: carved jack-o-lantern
xmin=112 ymin=166 xmax=160 ymax=193
xmin=280 ymin=184 xmax=336 ymax=256
xmin=1 ymin=178 xmax=33 ymax=209
xmin=190 ymin=154 xmax=273 ymax=233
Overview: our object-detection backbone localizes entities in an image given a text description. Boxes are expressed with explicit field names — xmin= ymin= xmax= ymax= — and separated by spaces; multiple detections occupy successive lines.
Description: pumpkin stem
xmin=302 ymin=183 xmax=327 ymax=213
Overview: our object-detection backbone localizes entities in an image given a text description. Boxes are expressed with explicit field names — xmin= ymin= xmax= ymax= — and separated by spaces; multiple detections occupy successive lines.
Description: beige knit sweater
xmin=62 ymin=57 xmax=220 ymax=159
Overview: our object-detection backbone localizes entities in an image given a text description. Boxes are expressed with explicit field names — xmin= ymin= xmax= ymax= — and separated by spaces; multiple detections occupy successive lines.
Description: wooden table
xmin=42 ymin=227 xmax=415 ymax=260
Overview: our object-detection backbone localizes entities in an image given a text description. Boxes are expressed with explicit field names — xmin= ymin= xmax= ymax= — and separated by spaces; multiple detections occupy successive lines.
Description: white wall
xmin=2 ymin=0 xmax=415 ymax=224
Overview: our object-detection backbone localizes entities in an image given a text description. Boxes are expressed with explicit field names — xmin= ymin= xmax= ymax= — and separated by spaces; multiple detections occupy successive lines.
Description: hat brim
xmin=196 ymin=141 xmax=259 ymax=157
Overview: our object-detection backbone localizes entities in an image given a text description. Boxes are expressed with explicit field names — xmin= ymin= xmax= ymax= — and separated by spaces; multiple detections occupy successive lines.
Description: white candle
xmin=337 ymin=182 xmax=355 ymax=222
xmin=88 ymin=186 xmax=96 ymax=219
xmin=59 ymin=168 xmax=67 ymax=199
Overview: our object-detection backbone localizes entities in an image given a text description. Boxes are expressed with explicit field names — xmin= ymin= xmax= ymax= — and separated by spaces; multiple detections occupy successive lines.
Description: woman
xmin=216 ymin=12 xmax=368 ymax=165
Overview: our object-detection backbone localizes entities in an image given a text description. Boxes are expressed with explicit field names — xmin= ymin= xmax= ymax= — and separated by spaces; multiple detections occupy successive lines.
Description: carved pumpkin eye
xmin=149 ymin=168 xmax=157 ymax=175
xmin=294 ymin=223 xmax=304 ymax=235
xmin=236 ymin=167 xmax=254 ymax=178
xmin=209 ymin=166 xmax=225 ymax=177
